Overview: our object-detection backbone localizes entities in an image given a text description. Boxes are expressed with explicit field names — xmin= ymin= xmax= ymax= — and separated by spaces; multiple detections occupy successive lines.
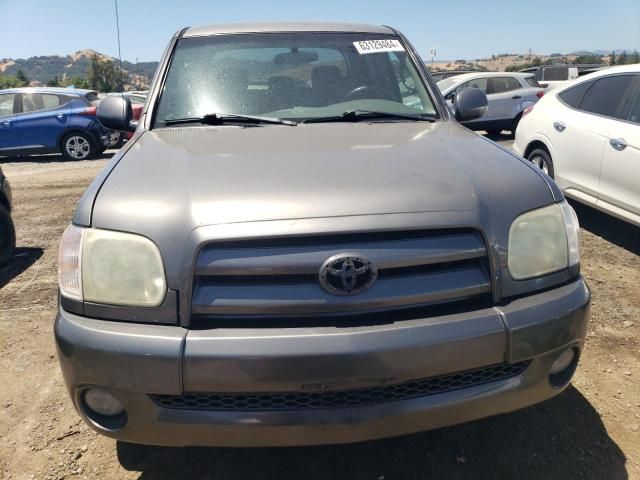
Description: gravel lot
xmin=1 ymin=135 xmax=639 ymax=479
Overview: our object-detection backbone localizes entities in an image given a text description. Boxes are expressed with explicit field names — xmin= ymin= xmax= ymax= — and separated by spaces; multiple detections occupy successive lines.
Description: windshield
xmin=154 ymin=33 xmax=437 ymax=125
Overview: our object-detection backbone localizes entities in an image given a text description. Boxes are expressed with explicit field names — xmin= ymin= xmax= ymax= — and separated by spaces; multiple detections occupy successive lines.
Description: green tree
xmin=572 ymin=54 xmax=603 ymax=65
xmin=631 ymin=50 xmax=640 ymax=64
xmin=67 ymin=75 xmax=90 ymax=89
xmin=618 ymin=51 xmax=628 ymax=65
xmin=15 ymin=69 xmax=29 ymax=86
xmin=88 ymin=54 xmax=123 ymax=92
xmin=46 ymin=76 xmax=61 ymax=87
xmin=609 ymin=51 xmax=616 ymax=65
xmin=0 ymin=75 xmax=22 ymax=89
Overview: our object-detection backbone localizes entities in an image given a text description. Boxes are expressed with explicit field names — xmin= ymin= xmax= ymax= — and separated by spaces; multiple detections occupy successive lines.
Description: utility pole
xmin=429 ymin=47 xmax=437 ymax=66
xmin=114 ymin=0 xmax=124 ymax=92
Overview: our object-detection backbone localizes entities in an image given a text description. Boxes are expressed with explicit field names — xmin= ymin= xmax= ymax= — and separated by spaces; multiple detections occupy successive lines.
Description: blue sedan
xmin=0 ymin=87 xmax=112 ymax=160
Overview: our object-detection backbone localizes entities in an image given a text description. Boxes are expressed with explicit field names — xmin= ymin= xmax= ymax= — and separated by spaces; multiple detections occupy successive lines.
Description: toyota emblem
xmin=319 ymin=254 xmax=378 ymax=295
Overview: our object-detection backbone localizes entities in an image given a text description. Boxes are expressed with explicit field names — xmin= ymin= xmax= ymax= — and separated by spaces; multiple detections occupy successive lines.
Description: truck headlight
xmin=508 ymin=201 xmax=580 ymax=280
xmin=58 ymin=225 xmax=166 ymax=307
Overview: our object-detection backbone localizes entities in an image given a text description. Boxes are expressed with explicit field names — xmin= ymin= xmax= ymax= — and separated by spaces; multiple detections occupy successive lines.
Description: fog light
xmin=550 ymin=348 xmax=576 ymax=375
xmin=84 ymin=389 xmax=125 ymax=417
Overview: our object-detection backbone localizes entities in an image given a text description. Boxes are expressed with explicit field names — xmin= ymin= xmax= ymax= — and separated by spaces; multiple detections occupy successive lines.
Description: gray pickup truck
xmin=55 ymin=22 xmax=589 ymax=447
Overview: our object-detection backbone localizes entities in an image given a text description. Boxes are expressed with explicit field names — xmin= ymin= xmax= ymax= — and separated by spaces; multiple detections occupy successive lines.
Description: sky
xmin=1 ymin=0 xmax=638 ymax=62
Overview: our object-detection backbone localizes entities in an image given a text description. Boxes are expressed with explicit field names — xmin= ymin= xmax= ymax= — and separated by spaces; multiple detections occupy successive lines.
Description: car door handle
xmin=512 ymin=95 xmax=522 ymax=99
xmin=553 ymin=121 xmax=566 ymax=132
xmin=609 ymin=138 xmax=627 ymax=151
xmin=1 ymin=121 xmax=10 ymax=127
xmin=56 ymin=114 xmax=65 ymax=120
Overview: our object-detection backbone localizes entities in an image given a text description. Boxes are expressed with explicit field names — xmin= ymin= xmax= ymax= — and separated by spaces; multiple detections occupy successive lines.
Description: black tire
xmin=61 ymin=132 xmax=97 ymax=161
xmin=527 ymin=148 xmax=555 ymax=178
xmin=0 ymin=205 xmax=16 ymax=266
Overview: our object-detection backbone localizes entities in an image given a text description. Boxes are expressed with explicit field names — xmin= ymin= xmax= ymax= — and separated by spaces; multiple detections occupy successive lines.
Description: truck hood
xmin=89 ymin=121 xmax=556 ymax=285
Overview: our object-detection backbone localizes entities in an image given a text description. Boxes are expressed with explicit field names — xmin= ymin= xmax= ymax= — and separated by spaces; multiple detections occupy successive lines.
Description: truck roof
xmin=183 ymin=21 xmax=395 ymax=38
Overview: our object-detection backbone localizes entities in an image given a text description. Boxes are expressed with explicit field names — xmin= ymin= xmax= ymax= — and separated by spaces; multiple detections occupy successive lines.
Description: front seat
xmin=22 ymin=96 xmax=36 ymax=112
xmin=267 ymin=76 xmax=296 ymax=112
xmin=311 ymin=65 xmax=344 ymax=106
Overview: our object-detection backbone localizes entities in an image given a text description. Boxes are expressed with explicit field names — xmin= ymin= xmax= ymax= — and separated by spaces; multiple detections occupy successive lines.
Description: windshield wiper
xmin=302 ymin=110 xmax=436 ymax=124
xmin=163 ymin=113 xmax=297 ymax=126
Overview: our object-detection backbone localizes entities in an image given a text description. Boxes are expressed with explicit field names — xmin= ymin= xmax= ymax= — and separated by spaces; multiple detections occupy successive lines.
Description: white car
xmin=519 ymin=65 xmax=608 ymax=91
xmin=438 ymin=72 xmax=544 ymax=134
xmin=514 ymin=64 xmax=640 ymax=226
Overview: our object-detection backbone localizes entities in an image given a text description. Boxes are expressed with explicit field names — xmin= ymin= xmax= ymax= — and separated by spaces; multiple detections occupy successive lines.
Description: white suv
xmin=514 ymin=65 xmax=640 ymax=226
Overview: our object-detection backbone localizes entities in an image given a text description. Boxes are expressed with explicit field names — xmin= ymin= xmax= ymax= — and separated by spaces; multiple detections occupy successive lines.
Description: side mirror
xmin=454 ymin=87 xmax=488 ymax=121
xmin=97 ymin=95 xmax=136 ymax=132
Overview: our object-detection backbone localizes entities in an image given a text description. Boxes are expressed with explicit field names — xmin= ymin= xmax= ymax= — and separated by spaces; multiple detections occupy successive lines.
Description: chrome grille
xmin=151 ymin=362 xmax=528 ymax=411
xmin=191 ymin=229 xmax=491 ymax=321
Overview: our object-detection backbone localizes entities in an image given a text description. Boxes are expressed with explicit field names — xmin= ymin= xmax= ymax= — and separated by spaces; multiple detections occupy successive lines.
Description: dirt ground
xmin=1 ymin=137 xmax=639 ymax=480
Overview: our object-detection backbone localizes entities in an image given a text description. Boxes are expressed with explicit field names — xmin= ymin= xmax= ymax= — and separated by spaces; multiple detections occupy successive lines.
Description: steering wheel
xmin=343 ymin=85 xmax=384 ymax=101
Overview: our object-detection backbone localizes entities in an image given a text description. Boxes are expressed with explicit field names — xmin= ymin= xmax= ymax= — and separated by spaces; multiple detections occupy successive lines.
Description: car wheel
xmin=0 ymin=205 xmax=16 ymax=266
xmin=527 ymin=148 xmax=555 ymax=178
xmin=61 ymin=133 xmax=96 ymax=161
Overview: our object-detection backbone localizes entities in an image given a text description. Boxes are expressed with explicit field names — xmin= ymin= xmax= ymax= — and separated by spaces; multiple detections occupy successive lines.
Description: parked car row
xmin=515 ymin=64 xmax=640 ymax=226
xmin=0 ymin=87 xmax=113 ymax=160
xmin=0 ymin=88 xmax=146 ymax=265
xmin=434 ymin=63 xmax=639 ymax=227
xmin=437 ymin=72 xmax=545 ymax=134
xmin=0 ymin=87 xmax=147 ymax=160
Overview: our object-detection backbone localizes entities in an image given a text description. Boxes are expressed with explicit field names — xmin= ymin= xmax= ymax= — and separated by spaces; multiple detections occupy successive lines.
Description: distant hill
xmin=573 ymin=49 xmax=636 ymax=56
xmin=0 ymin=50 xmax=158 ymax=89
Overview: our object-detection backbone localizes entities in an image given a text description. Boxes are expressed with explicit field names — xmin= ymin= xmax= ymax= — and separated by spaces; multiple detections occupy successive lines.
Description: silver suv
xmin=55 ymin=22 xmax=589 ymax=447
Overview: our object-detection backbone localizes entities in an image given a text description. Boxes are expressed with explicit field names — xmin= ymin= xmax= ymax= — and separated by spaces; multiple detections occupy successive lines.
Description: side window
xmin=0 ymin=94 xmax=16 ymax=118
xmin=21 ymin=93 xmax=62 ymax=113
xmin=624 ymin=79 xmax=640 ymax=124
xmin=558 ymin=81 xmax=594 ymax=108
xmin=459 ymin=78 xmax=487 ymax=93
xmin=489 ymin=76 xmax=520 ymax=94
xmin=58 ymin=95 xmax=75 ymax=106
xmin=388 ymin=52 xmax=423 ymax=109
xmin=542 ymin=67 xmax=568 ymax=81
xmin=525 ymin=76 xmax=541 ymax=88
xmin=578 ymin=75 xmax=637 ymax=119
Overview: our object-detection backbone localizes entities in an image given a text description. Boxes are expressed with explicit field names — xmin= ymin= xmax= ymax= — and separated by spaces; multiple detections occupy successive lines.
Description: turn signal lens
xmin=58 ymin=224 xmax=84 ymax=301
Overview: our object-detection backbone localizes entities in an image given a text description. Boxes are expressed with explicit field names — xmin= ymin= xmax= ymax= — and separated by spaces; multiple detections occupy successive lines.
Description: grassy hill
xmin=0 ymin=50 xmax=158 ymax=89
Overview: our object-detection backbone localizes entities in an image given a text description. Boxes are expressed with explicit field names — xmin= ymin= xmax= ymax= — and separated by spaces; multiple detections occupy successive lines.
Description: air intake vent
xmin=152 ymin=362 xmax=528 ymax=411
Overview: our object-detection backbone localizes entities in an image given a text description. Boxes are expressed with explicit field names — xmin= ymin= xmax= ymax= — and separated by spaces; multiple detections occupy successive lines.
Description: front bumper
xmin=85 ymin=120 xmax=111 ymax=148
xmin=55 ymin=277 xmax=589 ymax=447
